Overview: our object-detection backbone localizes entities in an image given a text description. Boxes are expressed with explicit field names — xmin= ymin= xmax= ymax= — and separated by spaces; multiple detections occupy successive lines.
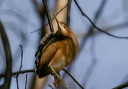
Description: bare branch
xmin=19 ymin=45 xmax=23 ymax=72
xmin=0 ymin=21 xmax=12 ymax=89
xmin=113 ymin=82 xmax=128 ymax=89
xmin=42 ymin=0 xmax=54 ymax=32
xmin=25 ymin=74 xmax=28 ymax=89
xmin=48 ymin=84 xmax=54 ymax=89
xmin=75 ymin=21 xmax=128 ymax=38
xmin=16 ymin=76 xmax=19 ymax=89
xmin=55 ymin=5 xmax=67 ymax=17
xmin=0 ymin=70 xmax=35 ymax=78
xmin=63 ymin=69 xmax=84 ymax=89
xmin=31 ymin=4 xmax=67 ymax=33
xmin=74 ymin=0 xmax=128 ymax=39
xmin=66 ymin=0 xmax=72 ymax=26
xmin=15 ymin=45 xmax=23 ymax=89
xmin=63 ymin=0 xmax=107 ymax=80
xmin=79 ymin=0 xmax=107 ymax=87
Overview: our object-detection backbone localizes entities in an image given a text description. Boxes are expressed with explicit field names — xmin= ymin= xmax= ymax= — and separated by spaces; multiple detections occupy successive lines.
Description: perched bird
xmin=35 ymin=17 xmax=79 ymax=85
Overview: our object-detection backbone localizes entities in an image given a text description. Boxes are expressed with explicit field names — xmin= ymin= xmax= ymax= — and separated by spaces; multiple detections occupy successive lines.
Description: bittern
xmin=35 ymin=17 xmax=79 ymax=85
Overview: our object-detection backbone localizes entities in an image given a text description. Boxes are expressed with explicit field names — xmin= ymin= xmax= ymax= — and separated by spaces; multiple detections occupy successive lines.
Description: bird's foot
xmin=53 ymin=78 xmax=64 ymax=86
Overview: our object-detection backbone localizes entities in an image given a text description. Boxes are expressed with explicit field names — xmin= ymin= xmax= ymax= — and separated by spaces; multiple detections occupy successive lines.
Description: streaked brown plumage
xmin=35 ymin=17 xmax=79 ymax=83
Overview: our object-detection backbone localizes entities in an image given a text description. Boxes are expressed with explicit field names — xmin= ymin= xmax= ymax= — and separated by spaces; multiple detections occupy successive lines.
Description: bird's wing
xmin=35 ymin=33 xmax=55 ymax=67
xmin=36 ymin=43 xmax=58 ymax=78
xmin=35 ymin=33 xmax=60 ymax=78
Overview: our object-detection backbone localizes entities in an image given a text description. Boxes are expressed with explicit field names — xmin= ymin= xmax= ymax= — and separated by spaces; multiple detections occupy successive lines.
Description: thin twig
xmin=73 ymin=21 xmax=128 ymax=38
xmin=74 ymin=0 xmax=128 ymax=39
xmin=31 ymin=4 xmax=67 ymax=33
xmin=113 ymin=82 xmax=128 ymax=89
xmin=48 ymin=84 xmax=54 ymax=89
xmin=77 ymin=0 xmax=107 ymax=55
xmin=0 ymin=21 xmax=12 ymax=89
xmin=16 ymin=76 xmax=19 ymax=89
xmin=80 ymin=0 xmax=106 ymax=87
xmin=63 ymin=0 xmax=107 ymax=79
xmin=66 ymin=0 xmax=72 ymax=26
xmin=0 ymin=69 xmax=83 ymax=89
xmin=55 ymin=5 xmax=67 ymax=17
xmin=16 ymin=45 xmax=24 ymax=89
xmin=25 ymin=74 xmax=28 ymax=89
xmin=0 ymin=69 xmax=35 ymax=78
xmin=63 ymin=69 xmax=84 ymax=89
xmin=19 ymin=45 xmax=23 ymax=72
xmin=42 ymin=0 xmax=54 ymax=32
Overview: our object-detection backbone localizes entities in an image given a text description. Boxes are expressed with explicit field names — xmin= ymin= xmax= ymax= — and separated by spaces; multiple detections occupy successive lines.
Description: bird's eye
xmin=63 ymin=25 xmax=66 ymax=28
xmin=60 ymin=22 xmax=65 ymax=24
xmin=60 ymin=22 xmax=66 ymax=28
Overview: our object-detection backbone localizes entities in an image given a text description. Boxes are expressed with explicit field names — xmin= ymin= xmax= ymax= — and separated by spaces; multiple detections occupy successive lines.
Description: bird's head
xmin=54 ymin=17 xmax=79 ymax=53
xmin=55 ymin=17 xmax=72 ymax=37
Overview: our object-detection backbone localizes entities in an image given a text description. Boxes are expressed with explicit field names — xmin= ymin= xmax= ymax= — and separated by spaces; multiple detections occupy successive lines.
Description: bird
xmin=35 ymin=17 xmax=79 ymax=86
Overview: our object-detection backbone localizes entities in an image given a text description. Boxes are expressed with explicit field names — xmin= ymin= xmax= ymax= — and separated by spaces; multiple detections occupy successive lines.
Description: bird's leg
xmin=49 ymin=66 xmax=64 ymax=86
xmin=49 ymin=66 xmax=61 ymax=80
xmin=53 ymin=72 xmax=60 ymax=80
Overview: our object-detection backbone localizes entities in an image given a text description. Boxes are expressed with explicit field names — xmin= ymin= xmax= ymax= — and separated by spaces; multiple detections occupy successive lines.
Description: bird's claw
xmin=53 ymin=78 xmax=64 ymax=86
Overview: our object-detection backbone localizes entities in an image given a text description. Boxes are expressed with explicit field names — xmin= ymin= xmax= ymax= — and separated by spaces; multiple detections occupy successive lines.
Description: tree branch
xmin=113 ymin=82 xmax=128 ymax=89
xmin=66 ymin=0 xmax=72 ymax=26
xmin=0 ymin=21 xmax=12 ymax=89
xmin=75 ymin=21 xmax=128 ymax=38
xmin=0 ymin=69 xmax=84 ymax=89
xmin=0 ymin=70 xmax=35 ymax=78
xmin=48 ymin=84 xmax=54 ymax=89
xmin=42 ymin=0 xmax=54 ymax=32
xmin=74 ymin=0 xmax=128 ymax=39
xmin=25 ymin=74 xmax=28 ymax=89
xmin=31 ymin=4 xmax=67 ymax=33
xmin=63 ymin=0 xmax=107 ymax=80
xmin=16 ymin=45 xmax=23 ymax=89
xmin=63 ymin=69 xmax=84 ymax=89
xmin=79 ymin=1 xmax=107 ymax=87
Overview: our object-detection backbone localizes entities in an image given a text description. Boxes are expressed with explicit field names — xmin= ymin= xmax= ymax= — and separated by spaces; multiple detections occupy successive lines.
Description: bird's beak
xmin=54 ymin=17 xmax=69 ymax=37
xmin=55 ymin=17 xmax=59 ymax=24
xmin=55 ymin=17 xmax=61 ymax=31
